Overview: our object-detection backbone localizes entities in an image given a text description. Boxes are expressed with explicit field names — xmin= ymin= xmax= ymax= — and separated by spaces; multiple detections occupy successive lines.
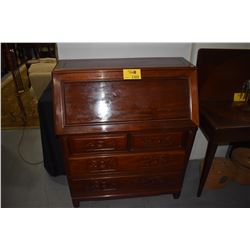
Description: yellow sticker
xmin=234 ymin=93 xmax=246 ymax=102
xmin=123 ymin=69 xmax=141 ymax=80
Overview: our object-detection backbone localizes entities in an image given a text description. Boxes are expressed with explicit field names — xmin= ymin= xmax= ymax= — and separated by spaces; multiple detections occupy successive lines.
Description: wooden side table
xmin=197 ymin=49 xmax=250 ymax=196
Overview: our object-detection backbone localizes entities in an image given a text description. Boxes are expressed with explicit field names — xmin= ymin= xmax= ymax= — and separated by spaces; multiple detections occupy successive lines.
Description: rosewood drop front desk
xmin=52 ymin=57 xmax=199 ymax=207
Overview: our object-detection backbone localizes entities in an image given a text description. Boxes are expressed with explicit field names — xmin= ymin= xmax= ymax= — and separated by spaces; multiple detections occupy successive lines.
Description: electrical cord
xmin=17 ymin=118 xmax=50 ymax=206
xmin=17 ymin=120 xmax=44 ymax=165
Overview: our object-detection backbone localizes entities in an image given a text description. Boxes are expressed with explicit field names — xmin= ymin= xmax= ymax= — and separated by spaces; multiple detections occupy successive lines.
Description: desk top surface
xmin=201 ymin=101 xmax=250 ymax=129
xmin=54 ymin=57 xmax=194 ymax=71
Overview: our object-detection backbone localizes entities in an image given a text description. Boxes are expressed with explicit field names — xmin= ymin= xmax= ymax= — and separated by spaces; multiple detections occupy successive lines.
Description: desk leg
xmin=173 ymin=192 xmax=180 ymax=199
xmin=72 ymin=199 xmax=80 ymax=208
xmin=197 ymin=141 xmax=218 ymax=197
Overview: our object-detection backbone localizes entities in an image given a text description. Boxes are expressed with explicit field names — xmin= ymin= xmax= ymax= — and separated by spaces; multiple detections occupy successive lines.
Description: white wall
xmin=190 ymin=43 xmax=250 ymax=64
xmin=57 ymin=42 xmax=250 ymax=160
xmin=57 ymin=43 xmax=192 ymax=60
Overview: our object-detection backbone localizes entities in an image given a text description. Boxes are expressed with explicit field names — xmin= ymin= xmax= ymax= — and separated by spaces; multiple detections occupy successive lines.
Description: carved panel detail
xmin=85 ymin=139 xmax=116 ymax=150
xmin=87 ymin=158 xmax=117 ymax=173
xmin=142 ymin=135 xmax=176 ymax=147
xmin=88 ymin=180 xmax=118 ymax=192
xmin=140 ymin=156 xmax=170 ymax=169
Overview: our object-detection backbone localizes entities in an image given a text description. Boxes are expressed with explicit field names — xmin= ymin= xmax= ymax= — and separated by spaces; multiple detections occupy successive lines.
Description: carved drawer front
xmin=131 ymin=131 xmax=184 ymax=151
xmin=69 ymin=173 xmax=182 ymax=198
xmin=68 ymin=150 xmax=185 ymax=179
xmin=67 ymin=134 xmax=127 ymax=154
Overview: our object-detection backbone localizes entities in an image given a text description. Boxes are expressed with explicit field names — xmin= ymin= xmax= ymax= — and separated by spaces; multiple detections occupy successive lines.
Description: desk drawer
xmin=67 ymin=134 xmax=127 ymax=154
xmin=67 ymin=150 xmax=185 ymax=179
xmin=131 ymin=131 xmax=184 ymax=151
xmin=69 ymin=173 xmax=182 ymax=198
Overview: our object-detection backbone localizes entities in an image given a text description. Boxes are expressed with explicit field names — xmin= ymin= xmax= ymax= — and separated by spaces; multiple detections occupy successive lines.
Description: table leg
xmin=197 ymin=140 xmax=218 ymax=197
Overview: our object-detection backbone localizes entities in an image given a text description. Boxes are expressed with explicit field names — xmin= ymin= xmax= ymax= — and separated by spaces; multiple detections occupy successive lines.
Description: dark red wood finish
xmin=130 ymin=131 xmax=184 ymax=151
xmin=70 ymin=173 xmax=183 ymax=198
xmin=67 ymin=150 xmax=186 ymax=179
xmin=63 ymin=79 xmax=190 ymax=125
xmin=53 ymin=57 xmax=199 ymax=207
xmin=67 ymin=134 xmax=127 ymax=154
xmin=197 ymin=49 xmax=250 ymax=196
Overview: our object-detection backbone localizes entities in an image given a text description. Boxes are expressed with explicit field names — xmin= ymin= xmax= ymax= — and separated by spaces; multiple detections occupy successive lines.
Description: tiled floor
xmin=1 ymin=128 xmax=250 ymax=208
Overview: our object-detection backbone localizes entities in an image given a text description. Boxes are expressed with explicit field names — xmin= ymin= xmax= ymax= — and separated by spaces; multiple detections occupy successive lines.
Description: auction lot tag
xmin=234 ymin=93 xmax=246 ymax=102
xmin=123 ymin=69 xmax=141 ymax=80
